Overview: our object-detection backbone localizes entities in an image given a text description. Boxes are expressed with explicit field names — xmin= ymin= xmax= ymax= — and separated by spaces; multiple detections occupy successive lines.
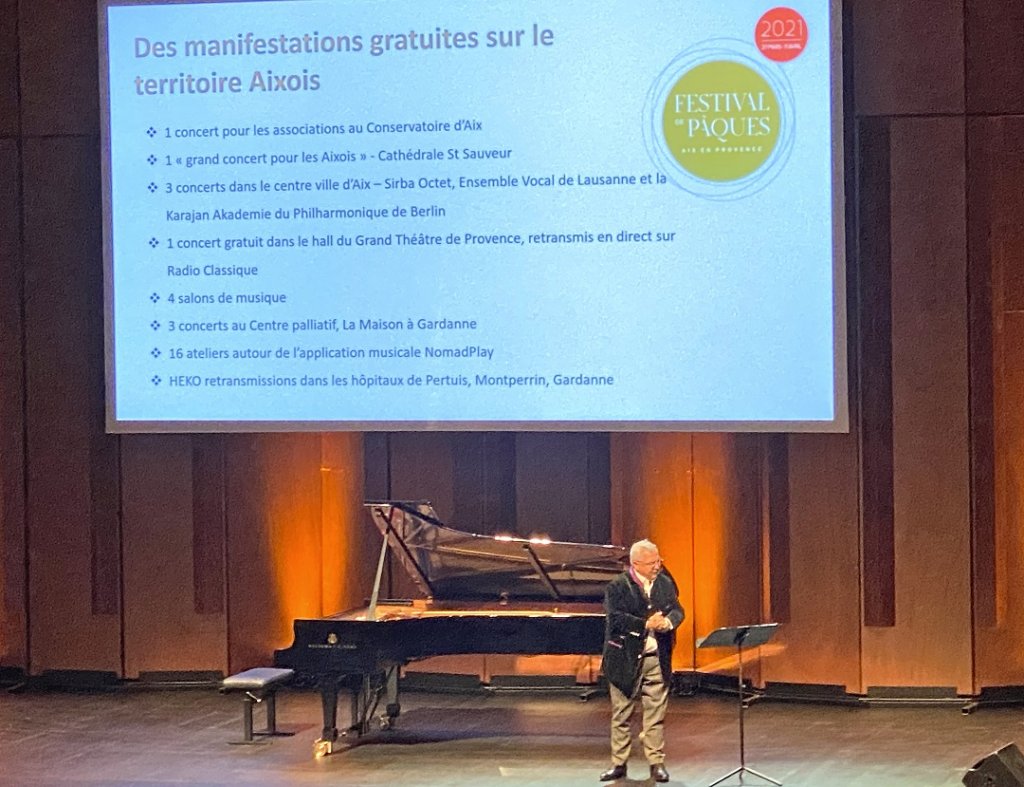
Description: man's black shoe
xmin=599 ymin=764 xmax=627 ymax=781
xmin=650 ymin=763 xmax=670 ymax=782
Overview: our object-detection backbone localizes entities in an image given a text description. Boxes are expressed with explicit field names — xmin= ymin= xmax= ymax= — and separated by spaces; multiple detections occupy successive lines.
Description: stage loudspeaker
xmin=964 ymin=743 xmax=1024 ymax=787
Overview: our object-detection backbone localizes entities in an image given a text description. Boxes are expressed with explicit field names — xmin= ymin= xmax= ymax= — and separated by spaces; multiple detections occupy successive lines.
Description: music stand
xmin=697 ymin=623 xmax=781 ymax=787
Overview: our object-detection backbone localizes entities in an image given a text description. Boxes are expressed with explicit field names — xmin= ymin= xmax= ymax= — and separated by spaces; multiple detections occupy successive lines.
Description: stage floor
xmin=0 ymin=683 xmax=1021 ymax=785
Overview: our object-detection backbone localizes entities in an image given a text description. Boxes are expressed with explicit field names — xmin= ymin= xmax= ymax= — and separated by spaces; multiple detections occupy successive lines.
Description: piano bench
xmin=220 ymin=667 xmax=296 ymax=745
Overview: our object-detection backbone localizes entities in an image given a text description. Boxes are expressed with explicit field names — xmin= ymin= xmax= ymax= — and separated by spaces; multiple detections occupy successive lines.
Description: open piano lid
xmin=365 ymin=501 xmax=628 ymax=603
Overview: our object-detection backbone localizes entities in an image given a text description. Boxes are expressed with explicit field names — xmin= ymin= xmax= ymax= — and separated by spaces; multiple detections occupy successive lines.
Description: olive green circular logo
xmin=662 ymin=60 xmax=780 ymax=182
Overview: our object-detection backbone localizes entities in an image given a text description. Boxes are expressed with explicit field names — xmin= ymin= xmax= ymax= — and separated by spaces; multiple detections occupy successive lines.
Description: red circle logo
xmin=755 ymin=7 xmax=808 ymax=62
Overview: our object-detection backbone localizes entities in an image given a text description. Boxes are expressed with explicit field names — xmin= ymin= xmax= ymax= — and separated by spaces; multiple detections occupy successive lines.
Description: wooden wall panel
xmin=192 ymin=435 xmax=226 ymax=614
xmin=122 ymin=435 xmax=226 ymax=677
xmin=516 ymin=433 xmax=588 ymax=543
xmin=586 ymin=433 xmax=612 ymax=545
xmin=764 ymin=436 xmax=790 ymax=625
xmin=973 ymin=117 xmax=1024 ymax=687
xmin=611 ymin=433 xmax=695 ymax=672
xmin=690 ymin=435 xmax=763 ymax=681
xmin=225 ymin=434 xmax=323 ymax=672
xmin=857 ymin=116 xmax=895 ymax=628
xmin=965 ymin=1 xmax=1024 ymax=115
xmin=362 ymin=433 xmax=390 ymax=500
xmin=861 ymin=117 xmax=972 ymax=693
xmin=452 ymin=433 xmax=516 ymax=533
xmin=90 ymin=422 xmax=120 ymax=617
xmin=0 ymin=0 xmax=16 ymax=137
xmin=851 ymin=0 xmax=964 ymax=117
xmin=23 ymin=137 xmax=121 ymax=673
xmin=967 ymin=118 xmax=998 ymax=635
xmin=18 ymin=0 xmax=98 ymax=136
xmin=997 ymin=163 xmax=1024 ymax=310
xmin=320 ymin=433 xmax=370 ymax=615
xmin=515 ymin=433 xmax=608 ymax=543
xmin=0 ymin=139 xmax=27 ymax=670
xmin=389 ymin=433 xmax=454 ymax=521
xmin=983 ymin=312 xmax=1024 ymax=685
xmin=765 ymin=433 xmax=861 ymax=691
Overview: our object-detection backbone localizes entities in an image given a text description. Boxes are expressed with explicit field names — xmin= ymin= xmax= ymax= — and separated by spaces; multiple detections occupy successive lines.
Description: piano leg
xmin=314 ymin=675 xmax=341 ymax=757
xmin=347 ymin=668 xmax=400 ymax=734
xmin=383 ymin=664 xmax=401 ymax=728
xmin=350 ymin=674 xmax=372 ymax=735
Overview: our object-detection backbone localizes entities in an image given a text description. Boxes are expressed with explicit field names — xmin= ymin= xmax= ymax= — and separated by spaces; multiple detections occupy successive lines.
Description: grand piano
xmin=274 ymin=500 xmax=628 ymax=756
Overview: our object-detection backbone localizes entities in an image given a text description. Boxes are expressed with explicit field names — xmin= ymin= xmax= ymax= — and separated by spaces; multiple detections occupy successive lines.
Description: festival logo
xmin=662 ymin=60 xmax=779 ymax=182
xmin=644 ymin=39 xmax=797 ymax=200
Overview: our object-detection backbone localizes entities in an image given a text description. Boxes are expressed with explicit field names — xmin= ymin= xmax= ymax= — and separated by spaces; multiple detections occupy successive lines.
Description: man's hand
xmin=646 ymin=611 xmax=670 ymax=631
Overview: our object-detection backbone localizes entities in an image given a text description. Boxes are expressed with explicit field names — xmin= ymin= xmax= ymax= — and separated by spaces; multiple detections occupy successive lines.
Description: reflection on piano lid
xmin=366 ymin=500 xmax=628 ymax=603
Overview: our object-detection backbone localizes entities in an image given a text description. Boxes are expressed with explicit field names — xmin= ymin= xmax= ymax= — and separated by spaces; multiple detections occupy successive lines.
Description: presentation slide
xmin=99 ymin=0 xmax=846 ymax=432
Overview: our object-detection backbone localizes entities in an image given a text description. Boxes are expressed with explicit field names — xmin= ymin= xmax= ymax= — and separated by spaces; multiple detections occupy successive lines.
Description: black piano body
xmin=274 ymin=500 xmax=627 ymax=756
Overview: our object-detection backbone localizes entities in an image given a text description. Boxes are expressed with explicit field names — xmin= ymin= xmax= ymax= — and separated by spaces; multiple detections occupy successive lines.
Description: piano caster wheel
xmin=313 ymin=739 xmax=335 ymax=758
xmin=379 ymin=715 xmax=393 ymax=731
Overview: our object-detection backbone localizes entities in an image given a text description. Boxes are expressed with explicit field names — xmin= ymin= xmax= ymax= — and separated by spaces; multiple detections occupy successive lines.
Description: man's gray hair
xmin=630 ymin=539 xmax=659 ymax=561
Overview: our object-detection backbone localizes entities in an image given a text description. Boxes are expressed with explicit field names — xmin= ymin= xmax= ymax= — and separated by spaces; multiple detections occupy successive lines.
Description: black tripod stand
xmin=697 ymin=623 xmax=782 ymax=787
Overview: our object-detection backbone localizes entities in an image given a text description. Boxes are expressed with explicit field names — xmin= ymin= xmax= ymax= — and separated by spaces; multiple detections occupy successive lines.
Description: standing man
xmin=600 ymin=539 xmax=685 ymax=783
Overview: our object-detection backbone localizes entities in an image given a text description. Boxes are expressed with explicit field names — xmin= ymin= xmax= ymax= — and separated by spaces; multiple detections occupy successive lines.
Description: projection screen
xmin=99 ymin=0 xmax=847 ymax=432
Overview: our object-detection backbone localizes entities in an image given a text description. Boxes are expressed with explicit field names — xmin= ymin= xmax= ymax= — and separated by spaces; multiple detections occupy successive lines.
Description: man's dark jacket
xmin=601 ymin=568 xmax=685 ymax=696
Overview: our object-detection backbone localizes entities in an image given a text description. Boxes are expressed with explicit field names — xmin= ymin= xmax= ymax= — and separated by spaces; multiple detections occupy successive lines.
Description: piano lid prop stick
xmin=521 ymin=543 xmax=562 ymax=601
xmin=367 ymin=528 xmax=391 ymax=621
